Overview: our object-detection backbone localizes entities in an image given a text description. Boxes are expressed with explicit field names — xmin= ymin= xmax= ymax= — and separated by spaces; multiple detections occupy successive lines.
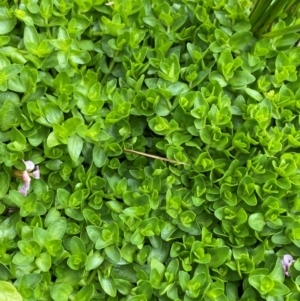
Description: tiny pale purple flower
xmin=281 ymin=254 xmax=295 ymax=276
xmin=15 ymin=160 xmax=40 ymax=196
xmin=31 ymin=165 xmax=40 ymax=179
xmin=19 ymin=182 xmax=31 ymax=196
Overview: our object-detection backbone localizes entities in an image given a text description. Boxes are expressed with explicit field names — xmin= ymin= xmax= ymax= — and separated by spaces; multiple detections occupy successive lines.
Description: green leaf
xmin=98 ymin=275 xmax=116 ymax=297
xmin=70 ymin=236 xmax=86 ymax=254
xmin=106 ymin=142 xmax=122 ymax=157
xmin=158 ymin=54 xmax=180 ymax=83
xmin=74 ymin=284 xmax=94 ymax=301
xmin=93 ymin=143 xmax=107 ymax=168
xmin=44 ymin=103 xmax=64 ymax=124
xmin=24 ymin=26 xmax=39 ymax=51
xmin=0 ymin=8 xmax=17 ymax=35
xmin=0 ymin=100 xmax=22 ymax=131
xmin=0 ymin=171 xmax=10 ymax=198
xmin=248 ymin=213 xmax=266 ymax=231
xmin=262 ymin=24 xmax=300 ymax=38
xmin=47 ymin=217 xmax=67 ymax=240
xmin=105 ymin=244 xmax=121 ymax=263
xmin=2 ymin=64 xmax=23 ymax=79
xmin=50 ymin=284 xmax=73 ymax=301
xmin=229 ymin=31 xmax=253 ymax=50
xmin=33 ymin=227 xmax=51 ymax=247
xmin=36 ymin=252 xmax=51 ymax=272
xmin=0 ymin=213 xmax=19 ymax=242
xmin=207 ymin=247 xmax=230 ymax=268
xmin=86 ymin=252 xmax=104 ymax=271
xmin=0 ymin=281 xmax=23 ymax=301
xmin=68 ymin=135 xmax=83 ymax=162
xmin=228 ymin=71 xmax=256 ymax=87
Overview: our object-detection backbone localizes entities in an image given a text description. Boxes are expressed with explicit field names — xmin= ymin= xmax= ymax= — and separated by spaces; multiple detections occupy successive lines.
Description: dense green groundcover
xmin=1 ymin=0 xmax=300 ymax=300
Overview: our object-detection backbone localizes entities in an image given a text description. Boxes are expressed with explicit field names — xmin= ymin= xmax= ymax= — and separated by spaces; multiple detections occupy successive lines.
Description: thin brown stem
xmin=123 ymin=149 xmax=189 ymax=166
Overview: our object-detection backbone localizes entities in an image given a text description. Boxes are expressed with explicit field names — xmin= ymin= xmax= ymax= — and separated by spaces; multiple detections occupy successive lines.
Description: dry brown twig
xmin=123 ymin=149 xmax=189 ymax=166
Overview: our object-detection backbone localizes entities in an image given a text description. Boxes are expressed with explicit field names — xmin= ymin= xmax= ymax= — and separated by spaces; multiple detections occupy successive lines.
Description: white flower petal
xmin=31 ymin=166 xmax=40 ymax=179
xmin=22 ymin=171 xmax=31 ymax=183
xmin=23 ymin=160 xmax=35 ymax=171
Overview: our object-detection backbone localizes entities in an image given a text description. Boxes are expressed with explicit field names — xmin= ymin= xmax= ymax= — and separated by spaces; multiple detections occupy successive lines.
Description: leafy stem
xmin=86 ymin=269 xmax=98 ymax=284
xmin=100 ymin=51 xmax=119 ymax=85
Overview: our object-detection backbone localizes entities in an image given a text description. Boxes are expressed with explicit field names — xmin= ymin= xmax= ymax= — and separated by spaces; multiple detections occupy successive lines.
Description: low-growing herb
xmin=0 ymin=0 xmax=300 ymax=301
